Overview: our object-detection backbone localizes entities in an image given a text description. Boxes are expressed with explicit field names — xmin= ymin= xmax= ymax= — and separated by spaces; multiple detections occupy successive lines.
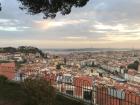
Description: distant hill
xmin=0 ymin=46 xmax=44 ymax=57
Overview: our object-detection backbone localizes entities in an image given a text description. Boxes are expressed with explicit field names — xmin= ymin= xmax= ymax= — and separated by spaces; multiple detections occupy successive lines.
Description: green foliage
xmin=18 ymin=46 xmax=45 ymax=57
xmin=55 ymin=94 xmax=84 ymax=105
xmin=18 ymin=0 xmax=89 ymax=19
xmin=127 ymin=60 xmax=139 ymax=71
xmin=134 ymin=60 xmax=139 ymax=65
xmin=0 ymin=3 xmax=1 ymax=11
xmin=56 ymin=64 xmax=61 ymax=70
xmin=0 ymin=80 xmax=27 ymax=105
xmin=0 ymin=60 xmax=10 ymax=63
xmin=0 ymin=46 xmax=45 ymax=57
xmin=91 ymin=61 xmax=95 ymax=67
xmin=18 ymin=46 xmax=38 ymax=53
xmin=22 ymin=78 xmax=56 ymax=105
xmin=64 ymin=58 xmax=67 ymax=65
xmin=0 ymin=47 xmax=17 ymax=53
xmin=0 ymin=78 xmax=85 ymax=105
xmin=0 ymin=75 xmax=8 ymax=84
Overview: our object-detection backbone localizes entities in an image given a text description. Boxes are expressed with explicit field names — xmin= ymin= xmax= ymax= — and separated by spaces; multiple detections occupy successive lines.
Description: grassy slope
xmin=0 ymin=81 xmax=26 ymax=105
xmin=0 ymin=81 xmax=84 ymax=105
xmin=55 ymin=94 xmax=84 ymax=105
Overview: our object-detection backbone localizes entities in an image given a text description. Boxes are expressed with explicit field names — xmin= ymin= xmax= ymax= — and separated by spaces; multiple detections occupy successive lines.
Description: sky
xmin=0 ymin=0 xmax=140 ymax=49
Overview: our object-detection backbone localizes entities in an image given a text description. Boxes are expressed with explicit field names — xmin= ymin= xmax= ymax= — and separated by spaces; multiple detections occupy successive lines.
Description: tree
xmin=17 ymin=46 xmax=45 ymax=57
xmin=91 ymin=61 xmax=95 ymax=67
xmin=0 ymin=75 xmax=8 ymax=84
xmin=64 ymin=57 xmax=67 ymax=65
xmin=134 ymin=60 xmax=139 ymax=66
xmin=22 ymin=78 xmax=56 ymax=105
xmin=0 ymin=47 xmax=17 ymax=53
xmin=56 ymin=64 xmax=61 ymax=70
xmin=0 ymin=3 xmax=1 ymax=11
xmin=0 ymin=46 xmax=45 ymax=57
xmin=127 ymin=60 xmax=139 ymax=71
xmin=0 ymin=0 xmax=90 ymax=19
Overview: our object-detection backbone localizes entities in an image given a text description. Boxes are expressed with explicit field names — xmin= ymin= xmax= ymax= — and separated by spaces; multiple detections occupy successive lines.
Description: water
xmin=42 ymin=48 xmax=132 ymax=54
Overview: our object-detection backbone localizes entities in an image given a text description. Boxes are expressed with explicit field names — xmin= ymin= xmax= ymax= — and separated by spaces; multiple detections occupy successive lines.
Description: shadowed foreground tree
xmin=0 ymin=76 xmax=84 ymax=105
xmin=0 ymin=0 xmax=90 ymax=18
xmin=0 ymin=3 xmax=1 ymax=11
xmin=22 ymin=78 xmax=56 ymax=105
xmin=0 ymin=75 xmax=8 ymax=84
xmin=18 ymin=0 xmax=89 ymax=19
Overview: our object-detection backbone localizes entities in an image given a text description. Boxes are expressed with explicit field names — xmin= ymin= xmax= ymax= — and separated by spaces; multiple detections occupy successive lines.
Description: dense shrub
xmin=127 ymin=60 xmax=139 ymax=71
xmin=0 ymin=77 xmax=84 ymax=105
xmin=0 ymin=75 xmax=8 ymax=84
xmin=22 ymin=78 xmax=56 ymax=105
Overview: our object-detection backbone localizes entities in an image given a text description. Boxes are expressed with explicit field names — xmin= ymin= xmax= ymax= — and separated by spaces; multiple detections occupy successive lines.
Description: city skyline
xmin=0 ymin=0 xmax=140 ymax=48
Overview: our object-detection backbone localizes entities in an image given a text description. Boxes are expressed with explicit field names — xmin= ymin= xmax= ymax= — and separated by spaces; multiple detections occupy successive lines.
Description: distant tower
xmin=132 ymin=46 xmax=136 ymax=57
xmin=64 ymin=57 xmax=66 ymax=65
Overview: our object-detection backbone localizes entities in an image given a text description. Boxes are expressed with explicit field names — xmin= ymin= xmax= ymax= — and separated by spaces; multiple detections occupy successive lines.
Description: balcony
xmin=49 ymin=78 xmax=140 ymax=105
xmin=0 ymin=75 xmax=140 ymax=105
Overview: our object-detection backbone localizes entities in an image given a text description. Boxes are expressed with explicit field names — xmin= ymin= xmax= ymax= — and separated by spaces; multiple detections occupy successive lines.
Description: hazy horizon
xmin=0 ymin=46 xmax=139 ymax=50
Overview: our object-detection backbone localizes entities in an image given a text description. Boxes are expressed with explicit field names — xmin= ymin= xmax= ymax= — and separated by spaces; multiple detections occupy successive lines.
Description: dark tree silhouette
xmin=18 ymin=0 xmax=89 ymax=19
xmin=0 ymin=3 xmax=1 ymax=11
xmin=127 ymin=60 xmax=139 ymax=71
xmin=22 ymin=78 xmax=56 ymax=105
xmin=56 ymin=64 xmax=61 ymax=70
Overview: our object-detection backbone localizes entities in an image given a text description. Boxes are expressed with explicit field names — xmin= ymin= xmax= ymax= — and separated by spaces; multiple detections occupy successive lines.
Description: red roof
xmin=0 ymin=62 xmax=16 ymax=80
xmin=74 ymin=76 xmax=93 ymax=87
xmin=0 ymin=62 xmax=15 ymax=68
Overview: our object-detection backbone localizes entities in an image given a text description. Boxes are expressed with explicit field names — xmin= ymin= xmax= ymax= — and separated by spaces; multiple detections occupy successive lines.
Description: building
xmin=0 ymin=53 xmax=12 ymax=61
xmin=14 ymin=53 xmax=23 ymax=62
xmin=0 ymin=62 xmax=16 ymax=80
xmin=95 ymin=86 xmax=140 ymax=105
xmin=74 ymin=76 xmax=93 ymax=100
xmin=125 ymin=69 xmax=140 ymax=83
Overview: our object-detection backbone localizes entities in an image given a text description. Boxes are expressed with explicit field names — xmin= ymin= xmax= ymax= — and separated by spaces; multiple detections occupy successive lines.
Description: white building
xmin=0 ymin=53 xmax=12 ymax=61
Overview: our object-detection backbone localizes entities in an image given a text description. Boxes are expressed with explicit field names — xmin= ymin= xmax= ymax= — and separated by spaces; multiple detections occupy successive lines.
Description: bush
xmin=22 ymin=78 xmax=56 ymax=105
xmin=0 ymin=75 xmax=8 ymax=84
xmin=0 ymin=77 xmax=85 ymax=105
xmin=55 ymin=94 xmax=84 ymax=105
xmin=127 ymin=60 xmax=139 ymax=71
xmin=0 ymin=79 xmax=26 ymax=105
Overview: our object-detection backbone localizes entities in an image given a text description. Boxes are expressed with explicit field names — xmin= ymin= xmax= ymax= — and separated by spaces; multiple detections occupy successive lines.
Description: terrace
xmin=48 ymin=77 xmax=140 ymax=105
xmin=0 ymin=73 xmax=140 ymax=105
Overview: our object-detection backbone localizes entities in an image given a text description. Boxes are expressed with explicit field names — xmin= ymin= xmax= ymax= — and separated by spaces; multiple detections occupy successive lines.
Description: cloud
xmin=33 ymin=19 xmax=88 ymax=30
xmin=100 ymin=35 xmax=140 ymax=42
xmin=1 ymin=0 xmax=140 ymax=48
xmin=0 ymin=19 xmax=10 ymax=23
xmin=0 ymin=18 xmax=30 ymax=31
xmin=94 ymin=23 xmax=127 ymax=31
xmin=0 ymin=26 xmax=30 ymax=32
xmin=63 ymin=36 xmax=88 ymax=40
xmin=0 ymin=26 xmax=20 ymax=31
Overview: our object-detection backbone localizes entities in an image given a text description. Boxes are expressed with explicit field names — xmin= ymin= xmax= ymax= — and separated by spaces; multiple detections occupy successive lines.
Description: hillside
xmin=0 ymin=46 xmax=44 ymax=57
